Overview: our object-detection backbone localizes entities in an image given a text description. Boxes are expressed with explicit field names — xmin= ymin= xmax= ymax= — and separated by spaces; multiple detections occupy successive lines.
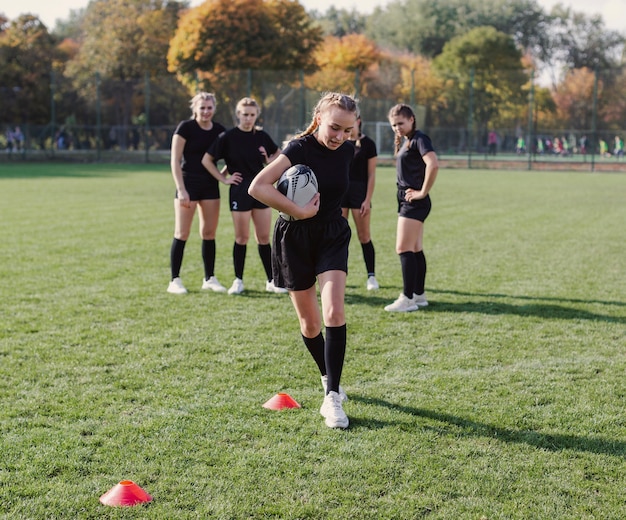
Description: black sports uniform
xmin=396 ymin=130 xmax=435 ymax=222
xmin=173 ymin=119 xmax=226 ymax=201
xmin=209 ymin=127 xmax=279 ymax=211
xmin=272 ymin=134 xmax=355 ymax=291
xmin=341 ymin=134 xmax=377 ymax=209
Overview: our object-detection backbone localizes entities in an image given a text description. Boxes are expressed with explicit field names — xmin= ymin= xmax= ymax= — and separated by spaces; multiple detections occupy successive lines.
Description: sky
xmin=2 ymin=0 xmax=625 ymax=33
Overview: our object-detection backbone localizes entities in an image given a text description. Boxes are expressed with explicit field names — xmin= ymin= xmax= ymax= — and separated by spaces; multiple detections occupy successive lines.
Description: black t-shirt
xmin=208 ymin=127 xmax=278 ymax=182
xmin=174 ymin=119 xmax=226 ymax=176
xmin=349 ymin=134 xmax=377 ymax=184
xmin=283 ymin=134 xmax=355 ymax=221
xmin=396 ymin=130 xmax=435 ymax=190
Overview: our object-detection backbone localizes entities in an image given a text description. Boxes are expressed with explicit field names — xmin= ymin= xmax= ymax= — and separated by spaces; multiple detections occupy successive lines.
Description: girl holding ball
xmin=249 ymin=92 xmax=359 ymax=429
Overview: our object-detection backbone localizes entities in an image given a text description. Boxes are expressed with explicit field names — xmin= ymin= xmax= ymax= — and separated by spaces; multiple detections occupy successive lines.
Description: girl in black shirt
xmin=202 ymin=97 xmax=284 ymax=295
xmin=384 ymin=104 xmax=439 ymax=312
xmin=249 ymin=92 xmax=359 ymax=429
xmin=168 ymin=92 xmax=240 ymax=294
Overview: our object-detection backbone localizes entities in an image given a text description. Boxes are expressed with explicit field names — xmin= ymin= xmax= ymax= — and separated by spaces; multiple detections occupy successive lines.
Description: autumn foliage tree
xmin=168 ymin=0 xmax=323 ymax=93
xmin=551 ymin=67 xmax=597 ymax=129
xmin=65 ymin=0 xmax=186 ymax=132
xmin=306 ymin=34 xmax=381 ymax=96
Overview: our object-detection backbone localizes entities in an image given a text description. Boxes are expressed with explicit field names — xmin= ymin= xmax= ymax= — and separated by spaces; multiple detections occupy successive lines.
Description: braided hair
xmin=297 ymin=92 xmax=359 ymax=138
xmin=388 ymin=103 xmax=417 ymax=155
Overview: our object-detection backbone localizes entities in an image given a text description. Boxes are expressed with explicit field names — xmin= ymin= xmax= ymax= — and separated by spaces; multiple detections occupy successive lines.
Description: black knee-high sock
xmin=361 ymin=240 xmax=375 ymax=277
xmin=302 ymin=332 xmax=326 ymax=376
xmin=324 ymin=324 xmax=346 ymax=394
xmin=202 ymin=239 xmax=216 ymax=280
xmin=399 ymin=251 xmax=417 ymax=298
xmin=233 ymin=242 xmax=246 ymax=279
xmin=258 ymin=243 xmax=273 ymax=281
xmin=414 ymin=250 xmax=427 ymax=295
xmin=170 ymin=238 xmax=186 ymax=279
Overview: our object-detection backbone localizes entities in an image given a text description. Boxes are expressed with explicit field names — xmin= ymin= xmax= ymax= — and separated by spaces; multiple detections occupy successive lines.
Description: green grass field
xmin=0 ymin=162 xmax=624 ymax=519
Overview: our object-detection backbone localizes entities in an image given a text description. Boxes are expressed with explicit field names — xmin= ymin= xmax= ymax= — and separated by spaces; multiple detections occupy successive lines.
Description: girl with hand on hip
xmin=384 ymin=103 xmax=439 ymax=312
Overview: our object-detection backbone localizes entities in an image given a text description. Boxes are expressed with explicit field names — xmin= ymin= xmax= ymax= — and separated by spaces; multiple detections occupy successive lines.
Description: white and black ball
xmin=276 ymin=164 xmax=318 ymax=221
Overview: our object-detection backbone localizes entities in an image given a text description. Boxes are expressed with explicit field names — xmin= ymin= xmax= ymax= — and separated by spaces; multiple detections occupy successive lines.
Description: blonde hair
xmin=236 ymin=97 xmax=260 ymax=115
xmin=388 ymin=103 xmax=416 ymax=155
xmin=190 ymin=92 xmax=217 ymax=118
xmin=235 ymin=97 xmax=262 ymax=132
xmin=297 ymin=92 xmax=359 ymax=138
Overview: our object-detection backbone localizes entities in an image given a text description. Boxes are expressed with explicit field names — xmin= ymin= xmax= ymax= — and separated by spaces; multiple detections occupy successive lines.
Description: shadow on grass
xmin=344 ymin=291 xmax=625 ymax=325
xmin=350 ymin=396 xmax=626 ymax=458
xmin=430 ymin=288 xmax=625 ymax=308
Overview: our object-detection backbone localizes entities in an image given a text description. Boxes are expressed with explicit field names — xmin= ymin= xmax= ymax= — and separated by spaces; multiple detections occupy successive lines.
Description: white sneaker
xmin=227 ymin=278 xmax=244 ymax=295
xmin=321 ymin=375 xmax=348 ymax=402
xmin=384 ymin=293 xmax=418 ymax=312
xmin=366 ymin=275 xmax=379 ymax=291
xmin=413 ymin=292 xmax=429 ymax=307
xmin=202 ymin=276 xmax=227 ymax=292
xmin=167 ymin=277 xmax=187 ymax=294
xmin=266 ymin=279 xmax=288 ymax=294
xmin=319 ymin=391 xmax=349 ymax=429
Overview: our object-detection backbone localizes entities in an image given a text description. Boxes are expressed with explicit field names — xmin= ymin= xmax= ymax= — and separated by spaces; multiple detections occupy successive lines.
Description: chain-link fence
xmin=1 ymin=69 xmax=625 ymax=171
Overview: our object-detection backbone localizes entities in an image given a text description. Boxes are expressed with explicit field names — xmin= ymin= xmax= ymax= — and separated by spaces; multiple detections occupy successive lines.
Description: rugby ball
xmin=276 ymin=164 xmax=318 ymax=221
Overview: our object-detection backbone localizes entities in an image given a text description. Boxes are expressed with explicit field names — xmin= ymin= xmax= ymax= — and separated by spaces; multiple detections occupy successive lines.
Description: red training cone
xmin=263 ymin=392 xmax=301 ymax=410
xmin=99 ymin=480 xmax=153 ymax=507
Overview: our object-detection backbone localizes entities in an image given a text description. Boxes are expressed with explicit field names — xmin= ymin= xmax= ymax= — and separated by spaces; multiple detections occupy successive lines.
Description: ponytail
xmin=297 ymin=92 xmax=359 ymax=138
xmin=388 ymin=103 xmax=416 ymax=155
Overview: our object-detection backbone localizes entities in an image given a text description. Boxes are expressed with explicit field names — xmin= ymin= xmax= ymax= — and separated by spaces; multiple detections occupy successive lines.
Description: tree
xmin=0 ymin=15 xmax=57 ymax=124
xmin=366 ymin=0 xmax=550 ymax=59
xmin=168 ymin=0 xmax=323 ymax=91
xmin=395 ymin=55 xmax=446 ymax=126
xmin=432 ymin=26 xmax=528 ymax=130
xmin=65 ymin=0 xmax=181 ymax=136
xmin=306 ymin=34 xmax=381 ymax=96
xmin=308 ymin=7 xmax=367 ymax=37
xmin=546 ymin=5 xmax=625 ymax=72
xmin=551 ymin=67 xmax=597 ymax=129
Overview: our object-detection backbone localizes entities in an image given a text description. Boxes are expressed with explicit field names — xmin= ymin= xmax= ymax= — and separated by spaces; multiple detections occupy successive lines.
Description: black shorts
xmin=230 ymin=180 xmax=268 ymax=212
xmin=272 ymin=217 xmax=351 ymax=291
xmin=178 ymin=173 xmax=220 ymax=201
xmin=341 ymin=182 xmax=369 ymax=209
xmin=397 ymin=189 xmax=431 ymax=222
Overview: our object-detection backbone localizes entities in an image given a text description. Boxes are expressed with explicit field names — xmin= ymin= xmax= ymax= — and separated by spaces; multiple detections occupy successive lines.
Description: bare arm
xmin=249 ymin=154 xmax=320 ymax=220
xmin=200 ymin=153 xmax=242 ymax=185
xmin=170 ymin=134 xmax=190 ymax=207
xmin=360 ymin=156 xmax=377 ymax=216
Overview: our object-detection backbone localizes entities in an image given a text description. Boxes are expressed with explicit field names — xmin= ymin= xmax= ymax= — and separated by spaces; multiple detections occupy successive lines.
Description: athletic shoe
xmin=319 ymin=391 xmax=349 ymax=429
xmin=167 ymin=277 xmax=187 ymax=294
xmin=366 ymin=275 xmax=379 ymax=291
xmin=202 ymin=276 xmax=227 ymax=292
xmin=321 ymin=375 xmax=348 ymax=402
xmin=266 ymin=279 xmax=288 ymax=294
xmin=384 ymin=293 xmax=418 ymax=312
xmin=227 ymin=278 xmax=244 ymax=295
xmin=413 ymin=292 xmax=429 ymax=307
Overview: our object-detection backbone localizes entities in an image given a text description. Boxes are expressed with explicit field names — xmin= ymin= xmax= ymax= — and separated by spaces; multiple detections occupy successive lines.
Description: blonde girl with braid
xmin=202 ymin=97 xmax=284 ymax=295
xmin=384 ymin=103 xmax=439 ymax=312
xmin=249 ymin=92 xmax=359 ymax=429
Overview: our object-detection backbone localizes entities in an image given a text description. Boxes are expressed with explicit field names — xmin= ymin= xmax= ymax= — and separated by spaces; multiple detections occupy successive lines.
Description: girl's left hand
xmin=405 ymin=188 xmax=420 ymax=202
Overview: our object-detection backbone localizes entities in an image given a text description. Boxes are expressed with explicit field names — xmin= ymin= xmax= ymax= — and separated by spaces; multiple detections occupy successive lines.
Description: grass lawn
xmin=0 ymin=162 xmax=624 ymax=519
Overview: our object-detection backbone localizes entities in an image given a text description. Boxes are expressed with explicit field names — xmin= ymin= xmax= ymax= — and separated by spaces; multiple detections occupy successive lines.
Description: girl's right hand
xmin=298 ymin=192 xmax=320 ymax=219
xmin=177 ymin=188 xmax=190 ymax=208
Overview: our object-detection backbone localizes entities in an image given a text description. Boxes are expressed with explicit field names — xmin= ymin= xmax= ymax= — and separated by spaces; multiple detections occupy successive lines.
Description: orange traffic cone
xmin=99 ymin=480 xmax=153 ymax=507
xmin=262 ymin=392 xmax=301 ymax=410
